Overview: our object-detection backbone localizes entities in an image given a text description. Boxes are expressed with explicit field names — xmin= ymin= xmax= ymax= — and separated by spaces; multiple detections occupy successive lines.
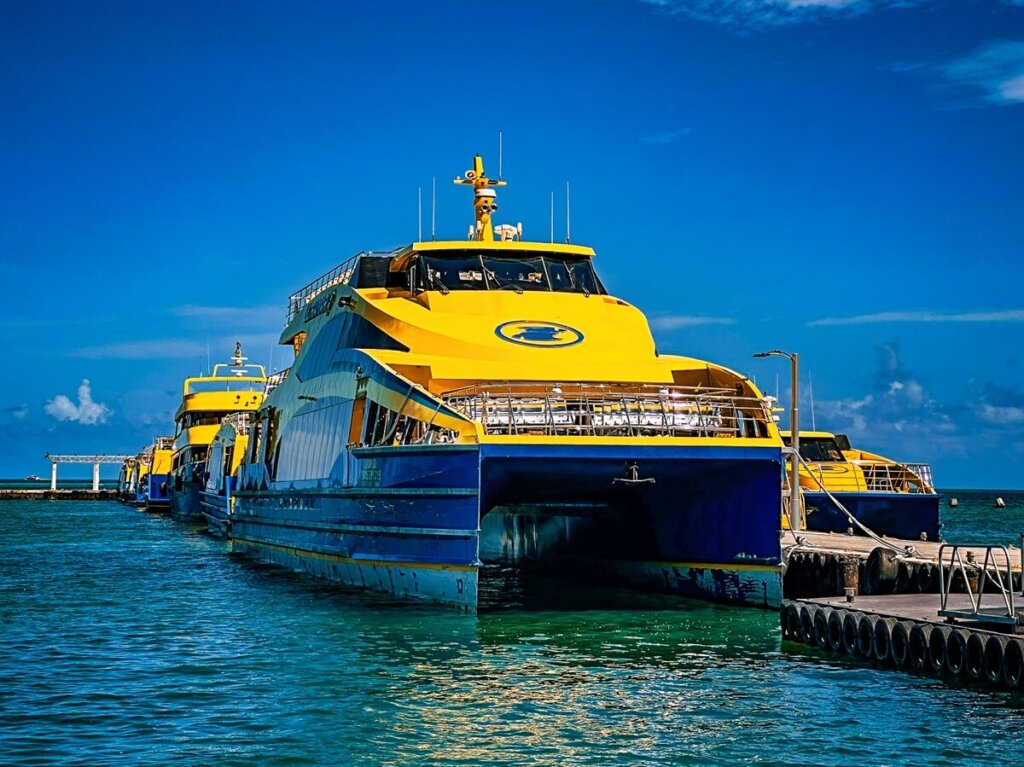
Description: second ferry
xmin=232 ymin=155 xmax=785 ymax=609
xmin=168 ymin=344 xmax=267 ymax=520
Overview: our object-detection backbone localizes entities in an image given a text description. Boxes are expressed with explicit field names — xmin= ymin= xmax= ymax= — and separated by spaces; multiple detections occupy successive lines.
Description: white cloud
xmin=808 ymin=309 xmax=1024 ymax=326
xmin=638 ymin=0 xmax=917 ymax=28
xmin=172 ymin=304 xmax=282 ymax=326
xmin=942 ymin=40 xmax=1024 ymax=106
xmin=641 ymin=128 xmax=691 ymax=145
xmin=650 ymin=315 xmax=736 ymax=330
xmin=70 ymin=340 xmax=208 ymax=359
xmin=45 ymin=380 xmax=112 ymax=425
xmin=978 ymin=404 xmax=1024 ymax=425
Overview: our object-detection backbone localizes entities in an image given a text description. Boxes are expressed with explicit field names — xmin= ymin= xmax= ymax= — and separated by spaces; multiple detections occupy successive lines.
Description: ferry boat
xmin=116 ymin=457 xmax=139 ymax=504
xmin=783 ymin=430 xmax=941 ymax=540
xmin=231 ymin=155 xmax=785 ymax=610
xmin=200 ymin=412 xmax=253 ymax=537
xmin=142 ymin=437 xmax=174 ymax=510
xmin=168 ymin=345 xmax=267 ymax=520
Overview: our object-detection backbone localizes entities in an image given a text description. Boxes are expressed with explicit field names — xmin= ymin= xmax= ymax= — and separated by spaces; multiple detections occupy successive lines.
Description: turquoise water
xmin=0 ymin=492 xmax=1022 ymax=766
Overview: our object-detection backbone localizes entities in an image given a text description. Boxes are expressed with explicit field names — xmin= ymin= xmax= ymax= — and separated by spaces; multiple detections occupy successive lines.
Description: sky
xmin=1 ymin=0 xmax=1022 ymax=487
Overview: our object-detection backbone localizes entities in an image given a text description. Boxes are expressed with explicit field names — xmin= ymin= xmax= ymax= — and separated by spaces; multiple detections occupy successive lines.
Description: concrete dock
xmin=0 ymin=489 xmax=118 ymax=501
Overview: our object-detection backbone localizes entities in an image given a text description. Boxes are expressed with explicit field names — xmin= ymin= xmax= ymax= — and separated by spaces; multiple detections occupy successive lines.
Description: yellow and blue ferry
xmin=168 ymin=345 xmax=267 ymax=520
xmin=231 ymin=155 xmax=785 ymax=609
xmin=784 ymin=430 xmax=941 ymax=540
xmin=142 ymin=436 xmax=174 ymax=509
xmin=116 ymin=456 xmax=139 ymax=504
xmin=200 ymin=411 xmax=255 ymax=537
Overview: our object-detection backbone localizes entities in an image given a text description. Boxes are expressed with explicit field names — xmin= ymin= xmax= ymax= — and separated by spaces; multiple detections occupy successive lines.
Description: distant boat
xmin=24 ymin=474 xmax=42 ymax=481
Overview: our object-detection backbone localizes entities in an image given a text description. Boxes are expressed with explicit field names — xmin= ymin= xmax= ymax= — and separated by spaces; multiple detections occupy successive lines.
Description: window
xmin=412 ymin=252 xmax=604 ymax=295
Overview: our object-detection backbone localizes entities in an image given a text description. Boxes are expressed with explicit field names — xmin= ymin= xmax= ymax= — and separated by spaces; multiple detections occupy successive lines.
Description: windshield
xmin=791 ymin=437 xmax=846 ymax=462
xmin=416 ymin=252 xmax=602 ymax=295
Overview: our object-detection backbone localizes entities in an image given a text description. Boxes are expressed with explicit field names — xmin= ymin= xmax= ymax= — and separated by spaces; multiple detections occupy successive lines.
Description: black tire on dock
xmin=873 ymin=617 xmax=898 ymax=664
xmin=890 ymin=621 xmax=914 ymax=668
xmin=799 ymin=604 xmax=817 ymax=645
xmin=813 ymin=607 xmax=830 ymax=650
xmin=842 ymin=611 xmax=862 ymax=655
xmin=783 ymin=603 xmax=801 ymax=641
xmin=983 ymin=634 xmax=1010 ymax=686
xmin=856 ymin=613 xmax=879 ymax=657
xmin=929 ymin=625 xmax=952 ymax=673
xmin=827 ymin=609 xmax=847 ymax=652
xmin=1002 ymin=637 xmax=1024 ymax=688
xmin=915 ymin=564 xmax=932 ymax=593
xmin=946 ymin=629 xmax=971 ymax=676
xmin=864 ymin=548 xmax=899 ymax=595
xmin=965 ymin=632 xmax=986 ymax=682
xmin=908 ymin=623 xmax=933 ymax=670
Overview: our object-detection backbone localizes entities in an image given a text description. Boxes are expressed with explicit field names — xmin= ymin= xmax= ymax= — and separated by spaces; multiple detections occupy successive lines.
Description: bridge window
xmin=413 ymin=252 xmax=603 ymax=295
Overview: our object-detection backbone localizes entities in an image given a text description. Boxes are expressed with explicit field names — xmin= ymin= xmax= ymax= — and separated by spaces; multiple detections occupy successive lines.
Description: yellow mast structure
xmin=453 ymin=154 xmax=506 ymax=242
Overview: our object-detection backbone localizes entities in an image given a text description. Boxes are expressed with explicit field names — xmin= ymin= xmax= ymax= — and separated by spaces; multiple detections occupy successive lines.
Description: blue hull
xmin=803 ymin=491 xmax=942 ymax=541
xmin=146 ymin=473 xmax=170 ymax=510
xmin=169 ymin=480 xmax=204 ymax=521
xmin=232 ymin=442 xmax=783 ymax=610
xmin=200 ymin=490 xmax=231 ymax=538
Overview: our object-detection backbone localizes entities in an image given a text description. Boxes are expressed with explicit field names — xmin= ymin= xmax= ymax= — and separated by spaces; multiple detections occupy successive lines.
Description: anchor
xmin=612 ymin=461 xmax=656 ymax=486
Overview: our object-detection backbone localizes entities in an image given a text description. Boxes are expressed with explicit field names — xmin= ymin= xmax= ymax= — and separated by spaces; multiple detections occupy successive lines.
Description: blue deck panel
xmin=803 ymin=490 xmax=942 ymax=540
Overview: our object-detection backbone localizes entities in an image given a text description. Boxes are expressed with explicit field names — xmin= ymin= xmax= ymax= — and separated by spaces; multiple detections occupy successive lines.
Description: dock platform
xmin=782 ymin=592 xmax=1024 ymax=690
xmin=0 ymin=489 xmax=118 ymax=501
xmin=783 ymin=529 xmax=1023 ymax=598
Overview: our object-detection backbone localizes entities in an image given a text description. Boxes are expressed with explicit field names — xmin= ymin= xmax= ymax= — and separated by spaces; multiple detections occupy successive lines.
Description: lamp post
xmin=753 ymin=349 xmax=800 ymax=532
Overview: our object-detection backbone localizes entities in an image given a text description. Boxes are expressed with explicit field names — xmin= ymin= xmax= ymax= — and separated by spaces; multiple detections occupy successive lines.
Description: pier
xmin=783 ymin=540 xmax=1024 ymax=689
xmin=44 ymin=453 xmax=133 ymax=491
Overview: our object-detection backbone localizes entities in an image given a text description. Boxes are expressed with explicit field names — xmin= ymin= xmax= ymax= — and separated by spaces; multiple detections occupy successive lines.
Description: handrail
xmin=286 ymin=250 xmax=399 ymax=322
xmin=442 ymin=382 xmax=773 ymax=438
xmin=938 ymin=544 xmax=1017 ymax=625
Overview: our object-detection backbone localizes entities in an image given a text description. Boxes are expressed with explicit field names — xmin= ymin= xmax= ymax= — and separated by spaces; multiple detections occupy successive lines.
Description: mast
xmin=453 ymin=154 xmax=506 ymax=242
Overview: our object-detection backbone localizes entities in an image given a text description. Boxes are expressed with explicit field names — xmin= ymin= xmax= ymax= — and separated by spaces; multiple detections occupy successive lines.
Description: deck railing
xmin=286 ymin=251 xmax=398 ymax=322
xmin=265 ymin=368 xmax=291 ymax=395
xmin=442 ymin=382 xmax=772 ymax=438
xmin=221 ymin=411 xmax=252 ymax=436
xmin=802 ymin=459 xmax=936 ymax=494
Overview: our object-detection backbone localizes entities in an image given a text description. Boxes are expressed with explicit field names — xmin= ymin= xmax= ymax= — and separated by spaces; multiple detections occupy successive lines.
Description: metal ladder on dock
xmin=938 ymin=543 xmax=1024 ymax=628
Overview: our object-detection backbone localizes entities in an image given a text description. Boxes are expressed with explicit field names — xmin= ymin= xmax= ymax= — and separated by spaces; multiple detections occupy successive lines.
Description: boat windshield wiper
xmin=425 ymin=268 xmax=450 ymax=295
xmin=565 ymin=264 xmax=590 ymax=297
xmin=485 ymin=268 xmax=523 ymax=294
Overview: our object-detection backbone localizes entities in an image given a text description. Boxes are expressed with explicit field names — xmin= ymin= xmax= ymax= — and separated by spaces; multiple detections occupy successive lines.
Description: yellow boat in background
xmin=783 ymin=430 xmax=941 ymax=540
xmin=168 ymin=344 xmax=267 ymax=520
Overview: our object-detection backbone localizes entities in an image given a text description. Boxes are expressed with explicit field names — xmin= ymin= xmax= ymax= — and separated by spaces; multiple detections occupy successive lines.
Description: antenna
xmin=565 ymin=181 xmax=571 ymax=244
xmin=417 ymin=187 xmax=422 ymax=241
xmin=498 ymin=130 xmax=503 ymax=179
xmin=431 ymin=177 xmax=436 ymax=240
xmin=809 ymin=373 xmax=817 ymax=431
xmin=550 ymin=192 xmax=554 ymax=243
xmin=775 ymin=373 xmax=780 ymax=402
xmin=206 ymin=339 xmax=210 ymax=375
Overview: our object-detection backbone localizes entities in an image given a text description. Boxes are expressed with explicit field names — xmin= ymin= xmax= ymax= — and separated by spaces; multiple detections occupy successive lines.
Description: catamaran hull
xmin=200 ymin=491 xmax=231 ymax=538
xmin=145 ymin=473 xmax=170 ymax=510
xmin=169 ymin=481 xmax=204 ymax=521
xmin=231 ymin=443 xmax=782 ymax=610
xmin=803 ymin=491 xmax=942 ymax=541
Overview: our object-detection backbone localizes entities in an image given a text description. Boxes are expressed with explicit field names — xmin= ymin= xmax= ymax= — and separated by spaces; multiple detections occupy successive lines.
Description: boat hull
xmin=200 ymin=490 xmax=231 ymax=538
xmin=145 ymin=473 xmax=170 ymax=510
xmin=169 ymin=479 xmax=204 ymax=521
xmin=803 ymin=490 xmax=942 ymax=541
xmin=232 ymin=442 xmax=782 ymax=609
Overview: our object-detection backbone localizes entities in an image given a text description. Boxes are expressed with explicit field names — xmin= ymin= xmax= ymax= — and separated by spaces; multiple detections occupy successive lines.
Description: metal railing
xmin=801 ymin=459 xmax=935 ymax=494
xmin=442 ymin=382 xmax=772 ymax=438
xmin=938 ymin=544 xmax=1019 ymax=626
xmin=265 ymin=368 xmax=291 ymax=395
xmin=153 ymin=437 xmax=175 ymax=451
xmin=221 ymin=411 xmax=252 ymax=436
xmin=286 ymin=251 xmax=398 ymax=322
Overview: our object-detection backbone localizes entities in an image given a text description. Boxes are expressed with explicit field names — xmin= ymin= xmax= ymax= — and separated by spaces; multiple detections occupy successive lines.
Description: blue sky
xmin=1 ymin=0 xmax=1022 ymax=486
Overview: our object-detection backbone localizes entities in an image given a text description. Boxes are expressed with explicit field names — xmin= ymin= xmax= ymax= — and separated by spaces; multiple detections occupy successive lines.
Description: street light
xmin=753 ymin=349 xmax=801 ymax=533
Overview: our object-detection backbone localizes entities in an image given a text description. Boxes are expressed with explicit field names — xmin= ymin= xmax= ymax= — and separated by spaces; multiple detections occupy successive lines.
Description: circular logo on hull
xmin=495 ymin=320 xmax=584 ymax=348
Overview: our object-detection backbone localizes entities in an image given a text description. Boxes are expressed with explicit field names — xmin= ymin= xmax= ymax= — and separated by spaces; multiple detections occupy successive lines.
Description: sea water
xmin=0 ymin=491 xmax=1022 ymax=766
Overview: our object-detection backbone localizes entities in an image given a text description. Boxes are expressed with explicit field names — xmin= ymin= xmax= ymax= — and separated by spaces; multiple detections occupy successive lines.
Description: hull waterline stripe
xmin=231 ymin=536 xmax=477 ymax=572
xmin=235 ymin=486 xmax=478 ymax=498
xmin=235 ymin=516 xmax=479 ymax=538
